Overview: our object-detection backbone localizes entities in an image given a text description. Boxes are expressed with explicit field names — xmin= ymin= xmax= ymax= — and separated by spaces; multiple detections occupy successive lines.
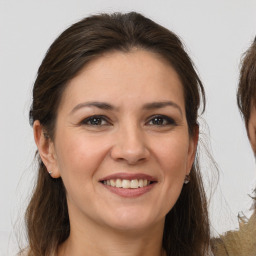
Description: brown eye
xmin=81 ymin=115 xmax=110 ymax=126
xmin=147 ymin=115 xmax=176 ymax=126
xmin=150 ymin=117 xmax=165 ymax=125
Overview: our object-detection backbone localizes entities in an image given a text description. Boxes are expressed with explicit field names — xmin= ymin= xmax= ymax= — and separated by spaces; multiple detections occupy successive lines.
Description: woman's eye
xmin=147 ymin=115 xmax=176 ymax=126
xmin=81 ymin=116 xmax=110 ymax=126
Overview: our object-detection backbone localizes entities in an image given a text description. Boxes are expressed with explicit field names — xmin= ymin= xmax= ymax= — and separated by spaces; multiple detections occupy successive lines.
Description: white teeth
xmin=116 ymin=179 xmax=122 ymax=188
xmin=110 ymin=179 xmax=116 ymax=186
xmin=138 ymin=179 xmax=144 ymax=188
xmin=122 ymin=179 xmax=131 ymax=188
xmin=103 ymin=178 xmax=153 ymax=188
xmin=130 ymin=179 xmax=139 ymax=188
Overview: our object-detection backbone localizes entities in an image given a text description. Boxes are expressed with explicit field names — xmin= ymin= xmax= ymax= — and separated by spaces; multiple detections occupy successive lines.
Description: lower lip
xmin=101 ymin=183 xmax=156 ymax=198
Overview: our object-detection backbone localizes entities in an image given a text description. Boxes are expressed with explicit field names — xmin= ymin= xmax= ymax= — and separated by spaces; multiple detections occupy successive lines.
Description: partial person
xmin=22 ymin=12 xmax=212 ymax=256
xmin=212 ymin=37 xmax=256 ymax=256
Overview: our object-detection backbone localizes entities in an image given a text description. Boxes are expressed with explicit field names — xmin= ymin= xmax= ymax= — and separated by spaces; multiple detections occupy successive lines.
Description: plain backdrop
xmin=1 ymin=0 xmax=256 ymax=255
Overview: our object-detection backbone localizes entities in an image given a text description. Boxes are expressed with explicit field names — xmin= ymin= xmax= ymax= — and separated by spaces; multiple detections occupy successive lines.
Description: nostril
xmin=110 ymin=144 xmax=149 ymax=164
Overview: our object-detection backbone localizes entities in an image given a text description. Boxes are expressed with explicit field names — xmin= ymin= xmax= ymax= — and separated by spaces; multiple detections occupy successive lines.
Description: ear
xmin=33 ymin=120 xmax=61 ymax=178
xmin=186 ymin=125 xmax=199 ymax=175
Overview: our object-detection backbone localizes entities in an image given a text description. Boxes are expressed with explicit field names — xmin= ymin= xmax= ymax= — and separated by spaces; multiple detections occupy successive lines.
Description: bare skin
xmin=248 ymin=104 xmax=256 ymax=154
xmin=57 ymin=218 xmax=166 ymax=256
xmin=34 ymin=49 xmax=197 ymax=256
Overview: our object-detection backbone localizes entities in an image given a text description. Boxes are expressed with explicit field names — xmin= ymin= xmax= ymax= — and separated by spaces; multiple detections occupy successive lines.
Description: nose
xmin=110 ymin=124 xmax=150 ymax=165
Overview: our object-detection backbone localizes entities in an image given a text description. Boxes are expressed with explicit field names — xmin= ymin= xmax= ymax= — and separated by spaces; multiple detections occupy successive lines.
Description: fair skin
xmin=248 ymin=104 xmax=256 ymax=154
xmin=34 ymin=49 xmax=198 ymax=256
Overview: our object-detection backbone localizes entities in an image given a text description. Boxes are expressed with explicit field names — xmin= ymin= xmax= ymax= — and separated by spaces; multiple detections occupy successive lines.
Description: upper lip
xmin=99 ymin=172 xmax=157 ymax=182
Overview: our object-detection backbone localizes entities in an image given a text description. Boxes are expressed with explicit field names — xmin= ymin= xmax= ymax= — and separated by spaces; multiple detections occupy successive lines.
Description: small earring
xmin=48 ymin=171 xmax=53 ymax=175
xmin=184 ymin=175 xmax=190 ymax=184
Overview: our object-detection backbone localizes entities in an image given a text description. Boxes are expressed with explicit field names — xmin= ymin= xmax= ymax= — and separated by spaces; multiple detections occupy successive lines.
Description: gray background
xmin=1 ymin=0 xmax=256 ymax=254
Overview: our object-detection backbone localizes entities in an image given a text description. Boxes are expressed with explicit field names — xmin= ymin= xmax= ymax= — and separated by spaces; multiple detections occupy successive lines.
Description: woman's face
xmin=43 ymin=49 xmax=197 ymax=232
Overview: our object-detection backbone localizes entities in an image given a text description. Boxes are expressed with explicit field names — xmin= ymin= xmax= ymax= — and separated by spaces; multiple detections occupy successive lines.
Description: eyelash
xmin=80 ymin=114 xmax=177 ymax=127
xmin=80 ymin=115 xmax=111 ymax=126
xmin=146 ymin=115 xmax=177 ymax=126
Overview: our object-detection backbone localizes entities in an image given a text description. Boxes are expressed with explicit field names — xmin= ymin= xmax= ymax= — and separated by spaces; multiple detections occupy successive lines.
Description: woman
xmin=24 ymin=12 xmax=210 ymax=256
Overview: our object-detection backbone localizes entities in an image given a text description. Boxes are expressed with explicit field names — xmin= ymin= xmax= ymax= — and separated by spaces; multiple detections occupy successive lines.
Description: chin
xmin=109 ymin=220 xmax=156 ymax=233
xmin=103 ymin=208 xmax=163 ymax=232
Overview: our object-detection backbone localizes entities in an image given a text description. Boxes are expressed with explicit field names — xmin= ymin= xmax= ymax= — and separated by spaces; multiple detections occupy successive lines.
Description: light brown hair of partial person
xmin=211 ymin=37 xmax=256 ymax=256
xmin=237 ymin=37 xmax=256 ymax=206
xmin=24 ymin=12 xmax=210 ymax=256
xmin=237 ymin=37 xmax=256 ymax=131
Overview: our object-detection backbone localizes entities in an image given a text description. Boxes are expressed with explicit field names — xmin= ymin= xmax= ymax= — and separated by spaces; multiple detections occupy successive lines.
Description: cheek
xmin=156 ymin=135 xmax=190 ymax=177
xmin=153 ymin=135 xmax=190 ymax=211
xmin=249 ymin=125 xmax=256 ymax=153
xmin=54 ymin=134 xmax=111 ymax=209
xmin=55 ymin=132 xmax=109 ymax=183
xmin=248 ymin=107 xmax=256 ymax=153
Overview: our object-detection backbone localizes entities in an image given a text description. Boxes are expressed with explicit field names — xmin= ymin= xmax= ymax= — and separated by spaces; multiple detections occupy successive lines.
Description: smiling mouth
xmin=100 ymin=179 xmax=156 ymax=189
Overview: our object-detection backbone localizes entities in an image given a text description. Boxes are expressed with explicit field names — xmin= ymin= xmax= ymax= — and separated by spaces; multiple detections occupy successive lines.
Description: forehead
xmin=59 ymin=49 xmax=185 ymax=111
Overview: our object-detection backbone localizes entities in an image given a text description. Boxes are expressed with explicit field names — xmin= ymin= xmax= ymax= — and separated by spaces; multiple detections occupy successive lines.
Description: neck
xmin=58 ymin=214 xmax=165 ymax=256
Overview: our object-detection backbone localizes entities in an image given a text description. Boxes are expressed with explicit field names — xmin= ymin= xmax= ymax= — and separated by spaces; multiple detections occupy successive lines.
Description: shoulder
xmin=211 ymin=213 xmax=256 ymax=256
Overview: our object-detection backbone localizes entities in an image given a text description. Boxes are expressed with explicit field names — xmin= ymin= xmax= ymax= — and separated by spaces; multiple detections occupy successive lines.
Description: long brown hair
xmin=25 ymin=12 xmax=209 ymax=256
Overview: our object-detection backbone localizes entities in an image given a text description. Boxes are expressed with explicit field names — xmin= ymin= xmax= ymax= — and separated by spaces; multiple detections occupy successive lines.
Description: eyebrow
xmin=70 ymin=101 xmax=115 ymax=114
xmin=70 ymin=101 xmax=182 ymax=115
xmin=143 ymin=101 xmax=182 ymax=115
